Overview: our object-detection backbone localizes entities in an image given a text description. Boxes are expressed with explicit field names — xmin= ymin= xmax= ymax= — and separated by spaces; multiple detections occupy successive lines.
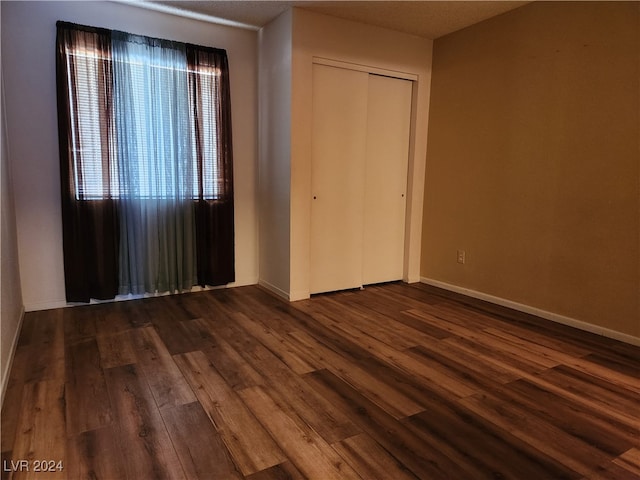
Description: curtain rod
xmin=110 ymin=0 xmax=261 ymax=32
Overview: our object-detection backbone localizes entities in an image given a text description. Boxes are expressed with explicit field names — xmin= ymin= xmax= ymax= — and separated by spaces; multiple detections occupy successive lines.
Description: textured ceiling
xmin=151 ymin=1 xmax=530 ymax=39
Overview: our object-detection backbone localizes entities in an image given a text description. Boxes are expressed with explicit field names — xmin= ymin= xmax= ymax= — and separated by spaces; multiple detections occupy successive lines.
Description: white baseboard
xmin=420 ymin=277 xmax=640 ymax=347
xmin=1 ymin=306 xmax=25 ymax=408
xmin=258 ymin=280 xmax=291 ymax=301
xmin=227 ymin=276 xmax=260 ymax=288
xmin=257 ymin=280 xmax=311 ymax=302
xmin=405 ymin=276 xmax=421 ymax=284
xmin=289 ymin=290 xmax=311 ymax=302
xmin=24 ymin=300 xmax=68 ymax=312
xmin=24 ymin=278 xmax=261 ymax=312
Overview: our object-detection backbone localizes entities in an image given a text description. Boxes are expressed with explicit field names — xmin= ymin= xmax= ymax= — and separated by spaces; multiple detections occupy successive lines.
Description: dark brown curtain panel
xmin=56 ymin=22 xmax=119 ymax=302
xmin=56 ymin=22 xmax=235 ymax=302
xmin=187 ymin=45 xmax=236 ymax=286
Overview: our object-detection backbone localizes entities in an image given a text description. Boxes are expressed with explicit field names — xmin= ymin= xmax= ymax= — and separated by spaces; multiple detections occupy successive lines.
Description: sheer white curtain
xmin=111 ymin=32 xmax=197 ymax=295
xmin=57 ymin=22 xmax=236 ymax=302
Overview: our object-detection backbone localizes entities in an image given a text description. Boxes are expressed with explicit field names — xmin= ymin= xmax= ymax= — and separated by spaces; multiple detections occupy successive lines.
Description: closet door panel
xmin=362 ymin=74 xmax=412 ymax=284
xmin=310 ymin=64 xmax=369 ymax=294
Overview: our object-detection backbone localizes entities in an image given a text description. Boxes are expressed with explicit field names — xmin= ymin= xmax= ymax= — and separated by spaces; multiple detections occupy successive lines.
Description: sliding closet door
xmin=362 ymin=74 xmax=412 ymax=284
xmin=310 ymin=64 xmax=368 ymax=294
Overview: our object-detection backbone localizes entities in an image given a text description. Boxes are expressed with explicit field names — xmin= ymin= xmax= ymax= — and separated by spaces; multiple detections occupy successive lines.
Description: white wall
xmin=1 ymin=1 xmax=259 ymax=310
xmin=289 ymin=9 xmax=433 ymax=299
xmin=257 ymin=10 xmax=292 ymax=298
xmin=1 ymin=74 xmax=24 ymax=405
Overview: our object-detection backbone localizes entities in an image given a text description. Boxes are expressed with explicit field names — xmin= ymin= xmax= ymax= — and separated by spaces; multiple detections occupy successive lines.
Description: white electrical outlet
xmin=457 ymin=250 xmax=466 ymax=264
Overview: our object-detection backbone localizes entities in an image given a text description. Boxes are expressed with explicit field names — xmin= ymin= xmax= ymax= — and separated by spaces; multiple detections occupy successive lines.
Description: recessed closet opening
xmin=309 ymin=59 xmax=416 ymax=295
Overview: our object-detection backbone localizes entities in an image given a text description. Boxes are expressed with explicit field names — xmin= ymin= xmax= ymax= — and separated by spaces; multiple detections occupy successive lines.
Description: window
xmin=63 ymin=31 xmax=225 ymax=201
xmin=56 ymin=22 xmax=235 ymax=302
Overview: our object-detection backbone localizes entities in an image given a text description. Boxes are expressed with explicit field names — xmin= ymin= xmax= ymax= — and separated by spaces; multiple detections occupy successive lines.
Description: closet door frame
xmin=309 ymin=57 xmax=417 ymax=295
xmin=313 ymin=57 xmax=418 ymax=82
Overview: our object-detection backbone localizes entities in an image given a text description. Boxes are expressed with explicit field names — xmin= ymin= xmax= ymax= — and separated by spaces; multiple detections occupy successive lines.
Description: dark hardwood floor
xmin=2 ymin=282 xmax=639 ymax=479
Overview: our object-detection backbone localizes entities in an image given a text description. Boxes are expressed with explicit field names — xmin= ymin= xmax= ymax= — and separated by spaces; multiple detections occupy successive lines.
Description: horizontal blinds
xmin=65 ymin=38 xmax=222 ymax=201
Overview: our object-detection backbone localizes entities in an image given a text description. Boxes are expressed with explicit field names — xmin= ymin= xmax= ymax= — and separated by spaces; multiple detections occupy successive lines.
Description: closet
xmin=310 ymin=63 xmax=413 ymax=294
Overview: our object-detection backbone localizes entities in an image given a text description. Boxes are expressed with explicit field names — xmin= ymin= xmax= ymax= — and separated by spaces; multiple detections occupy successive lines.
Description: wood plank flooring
xmin=2 ymin=282 xmax=639 ymax=479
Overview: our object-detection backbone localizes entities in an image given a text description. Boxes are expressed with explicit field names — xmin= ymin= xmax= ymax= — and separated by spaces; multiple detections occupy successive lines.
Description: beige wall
xmin=422 ymin=2 xmax=639 ymax=338
xmin=1 ymin=1 xmax=259 ymax=310
xmin=290 ymin=9 xmax=433 ymax=299
xmin=1 ymin=74 xmax=24 ymax=404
